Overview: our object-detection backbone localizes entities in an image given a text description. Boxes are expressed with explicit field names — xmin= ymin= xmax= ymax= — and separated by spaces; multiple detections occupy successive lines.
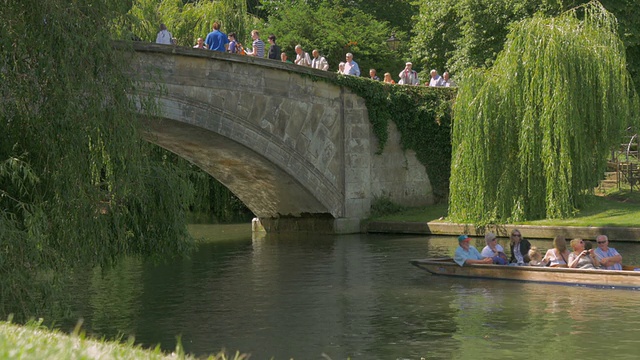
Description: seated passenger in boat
xmin=454 ymin=234 xmax=493 ymax=267
xmin=481 ymin=232 xmax=508 ymax=265
xmin=542 ymin=235 xmax=570 ymax=267
xmin=594 ymin=235 xmax=623 ymax=270
xmin=528 ymin=246 xmax=545 ymax=266
xmin=509 ymin=229 xmax=531 ymax=265
xmin=568 ymin=238 xmax=600 ymax=269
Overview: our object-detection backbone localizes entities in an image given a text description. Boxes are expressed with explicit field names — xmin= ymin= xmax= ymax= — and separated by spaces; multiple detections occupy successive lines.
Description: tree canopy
xmin=411 ymin=0 xmax=640 ymax=91
xmin=0 ymin=0 xmax=195 ymax=319
xmin=448 ymin=2 xmax=638 ymax=223
xmin=127 ymin=0 xmax=252 ymax=46
xmin=262 ymin=0 xmax=408 ymax=77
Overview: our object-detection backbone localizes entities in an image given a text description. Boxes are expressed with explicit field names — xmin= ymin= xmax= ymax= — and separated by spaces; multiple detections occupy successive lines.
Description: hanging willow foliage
xmin=126 ymin=0 xmax=251 ymax=47
xmin=449 ymin=1 xmax=638 ymax=223
xmin=0 ymin=0 xmax=196 ymax=320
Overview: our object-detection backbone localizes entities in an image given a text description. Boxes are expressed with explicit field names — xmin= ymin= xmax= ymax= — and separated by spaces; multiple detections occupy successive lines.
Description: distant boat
xmin=410 ymin=258 xmax=640 ymax=290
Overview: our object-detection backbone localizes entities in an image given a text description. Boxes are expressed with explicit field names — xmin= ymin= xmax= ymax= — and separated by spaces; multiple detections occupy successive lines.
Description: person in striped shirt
xmin=247 ymin=30 xmax=265 ymax=58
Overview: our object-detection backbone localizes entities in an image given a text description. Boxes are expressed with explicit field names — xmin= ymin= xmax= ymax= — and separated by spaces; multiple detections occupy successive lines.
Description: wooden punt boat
xmin=410 ymin=258 xmax=640 ymax=290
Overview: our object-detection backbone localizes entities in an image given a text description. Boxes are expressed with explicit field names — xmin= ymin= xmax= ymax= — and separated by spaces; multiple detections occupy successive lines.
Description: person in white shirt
xmin=294 ymin=45 xmax=311 ymax=66
xmin=193 ymin=37 xmax=207 ymax=49
xmin=428 ymin=69 xmax=445 ymax=87
xmin=311 ymin=49 xmax=329 ymax=71
xmin=443 ymin=71 xmax=456 ymax=87
xmin=481 ymin=232 xmax=508 ymax=265
xmin=398 ymin=62 xmax=419 ymax=85
xmin=155 ymin=24 xmax=173 ymax=45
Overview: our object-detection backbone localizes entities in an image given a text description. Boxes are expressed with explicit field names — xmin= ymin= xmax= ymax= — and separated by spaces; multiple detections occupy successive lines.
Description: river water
xmin=64 ymin=224 xmax=640 ymax=360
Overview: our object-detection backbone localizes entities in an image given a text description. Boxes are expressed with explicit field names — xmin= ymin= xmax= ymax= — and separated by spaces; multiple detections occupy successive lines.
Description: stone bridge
xmin=129 ymin=42 xmax=434 ymax=233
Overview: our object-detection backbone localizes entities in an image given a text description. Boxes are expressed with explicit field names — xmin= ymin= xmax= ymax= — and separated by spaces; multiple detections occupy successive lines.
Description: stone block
xmin=345 ymin=123 xmax=369 ymax=141
xmin=308 ymin=126 xmax=333 ymax=163
xmin=333 ymin=218 xmax=362 ymax=234
xmin=265 ymin=142 xmax=291 ymax=168
xmin=344 ymin=198 xmax=371 ymax=218
xmin=346 ymin=137 xmax=370 ymax=155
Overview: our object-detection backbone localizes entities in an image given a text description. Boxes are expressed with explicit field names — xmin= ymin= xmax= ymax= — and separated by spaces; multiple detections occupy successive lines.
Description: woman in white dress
xmin=542 ymin=235 xmax=570 ymax=267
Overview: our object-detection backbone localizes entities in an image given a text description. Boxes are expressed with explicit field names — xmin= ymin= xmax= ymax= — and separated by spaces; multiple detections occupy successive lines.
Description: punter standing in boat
xmin=454 ymin=235 xmax=493 ymax=266
xmin=568 ymin=238 xmax=600 ymax=269
xmin=594 ymin=235 xmax=623 ymax=270
xmin=509 ymin=229 xmax=531 ymax=265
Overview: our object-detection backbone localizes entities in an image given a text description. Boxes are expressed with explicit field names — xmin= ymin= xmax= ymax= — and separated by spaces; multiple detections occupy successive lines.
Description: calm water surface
xmin=66 ymin=224 xmax=640 ymax=360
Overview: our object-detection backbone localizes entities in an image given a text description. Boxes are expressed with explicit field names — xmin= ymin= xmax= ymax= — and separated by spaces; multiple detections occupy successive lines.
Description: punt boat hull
xmin=410 ymin=258 xmax=640 ymax=290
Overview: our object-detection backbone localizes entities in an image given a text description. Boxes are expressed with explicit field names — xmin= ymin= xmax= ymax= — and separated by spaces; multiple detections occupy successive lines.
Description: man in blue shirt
xmin=454 ymin=235 xmax=493 ymax=267
xmin=594 ymin=235 xmax=623 ymax=270
xmin=344 ymin=53 xmax=360 ymax=76
xmin=205 ymin=21 xmax=229 ymax=52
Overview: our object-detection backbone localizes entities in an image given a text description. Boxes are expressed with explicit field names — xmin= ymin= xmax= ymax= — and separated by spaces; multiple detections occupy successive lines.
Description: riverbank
xmin=365 ymin=221 xmax=640 ymax=241
xmin=0 ymin=321 xmax=244 ymax=360
xmin=365 ymin=192 xmax=640 ymax=241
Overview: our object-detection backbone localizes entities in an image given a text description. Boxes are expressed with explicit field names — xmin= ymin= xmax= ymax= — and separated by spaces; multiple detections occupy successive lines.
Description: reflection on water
xmin=60 ymin=225 xmax=640 ymax=360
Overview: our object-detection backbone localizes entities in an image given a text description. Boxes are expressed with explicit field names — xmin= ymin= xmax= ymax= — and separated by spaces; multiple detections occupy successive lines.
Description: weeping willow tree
xmin=128 ymin=0 xmax=251 ymax=46
xmin=0 ymin=0 xmax=196 ymax=320
xmin=449 ymin=1 xmax=638 ymax=223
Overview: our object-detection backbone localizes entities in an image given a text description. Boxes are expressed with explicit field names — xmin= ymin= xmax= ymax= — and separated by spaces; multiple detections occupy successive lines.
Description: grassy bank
xmin=370 ymin=191 xmax=640 ymax=228
xmin=0 ymin=320 xmax=246 ymax=360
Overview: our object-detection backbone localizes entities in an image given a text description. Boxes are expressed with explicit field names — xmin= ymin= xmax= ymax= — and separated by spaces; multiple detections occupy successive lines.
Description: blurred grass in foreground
xmin=0 ymin=320 xmax=248 ymax=360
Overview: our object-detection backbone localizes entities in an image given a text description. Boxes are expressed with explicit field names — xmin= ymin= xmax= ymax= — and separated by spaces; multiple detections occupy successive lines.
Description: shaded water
xmin=65 ymin=225 xmax=640 ymax=359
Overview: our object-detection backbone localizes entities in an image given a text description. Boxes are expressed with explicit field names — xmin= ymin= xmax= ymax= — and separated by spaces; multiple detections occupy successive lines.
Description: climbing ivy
xmin=333 ymin=76 xmax=456 ymax=201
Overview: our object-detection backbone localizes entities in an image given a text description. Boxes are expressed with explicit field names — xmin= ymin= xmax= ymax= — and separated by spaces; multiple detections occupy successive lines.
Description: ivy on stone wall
xmin=333 ymin=76 xmax=456 ymax=202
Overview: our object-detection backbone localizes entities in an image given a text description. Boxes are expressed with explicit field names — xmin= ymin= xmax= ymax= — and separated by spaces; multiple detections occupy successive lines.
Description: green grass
xmin=368 ymin=191 xmax=640 ymax=227
xmin=0 ymin=320 xmax=247 ymax=360
xmin=369 ymin=202 xmax=449 ymax=222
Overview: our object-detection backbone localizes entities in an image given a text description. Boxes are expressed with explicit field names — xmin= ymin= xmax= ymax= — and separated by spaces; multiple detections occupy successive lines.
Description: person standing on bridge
xmin=193 ymin=37 xmax=207 ymax=49
xmin=344 ymin=53 xmax=360 ymax=76
xmin=205 ymin=21 xmax=229 ymax=52
xmin=311 ymin=49 xmax=329 ymax=71
xmin=155 ymin=24 xmax=173 ymax=45
xmin=398 ymin=62 xmax=419 ymax=85
xmin=281 ymin=52 xmax=292 ymax=63
xmin=294 ymin=45 xmax=311 ymax=67
xmin=267 ymin=34 xmax=281 ymax=60
xmin=246 ymin=30 xmax=265 ymax=58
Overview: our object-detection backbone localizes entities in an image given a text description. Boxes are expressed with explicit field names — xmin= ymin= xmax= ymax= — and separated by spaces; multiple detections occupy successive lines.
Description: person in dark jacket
xmin=267 ymin=34 xmax=281 ymax=60
xmin=509 ymin=229 xmax=531 ymax=265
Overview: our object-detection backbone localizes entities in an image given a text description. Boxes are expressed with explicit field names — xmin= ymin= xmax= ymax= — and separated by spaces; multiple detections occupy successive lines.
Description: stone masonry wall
xmin=130 ymin=43 xmax=434 ymax=231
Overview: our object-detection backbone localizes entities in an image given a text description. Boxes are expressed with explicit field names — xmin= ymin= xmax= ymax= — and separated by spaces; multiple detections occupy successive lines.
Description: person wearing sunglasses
xmin=594 ymin=235 xmax=622 ymax=270
xmin=481 ymin=232 xmax=508 ymax=265
xmin=509 ymin=229 xmax=531 ymax=265
xmin=568 ymin=238 xmax=600 ymax=269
